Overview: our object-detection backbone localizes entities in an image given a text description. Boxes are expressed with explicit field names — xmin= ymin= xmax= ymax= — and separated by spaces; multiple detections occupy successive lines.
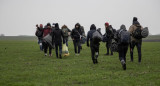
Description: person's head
xmin=105 ymin=22 xmax=109 ymax=28
xmin=97 ymin=28 xmax=101 ymax=32
xmin=120 ymin=24 xmax=126 ymax=30
xmin=62 ymin=25 xmax=67 ymax=29
xmin=55 ymin=23 xmax=59 ymax=28
xmin=75 ymin=23 xmax=80 ymax=29
xmin=52 ymin=23 xmax=56 ymax=28
xmin=36 ymin=24 xmax=38 ymax=28
xmin=47 ymin=23 xmax=51 ymax=28
xmin=90 ymin=24 xmax=96 ymax=30
xmin=40 ymin=24 xmax=43 ymax=28
xmin=133 ymin=17 xmax=138 ymax=22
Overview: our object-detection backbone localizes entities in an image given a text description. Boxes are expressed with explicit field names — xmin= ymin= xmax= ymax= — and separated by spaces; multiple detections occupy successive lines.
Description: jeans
xmin=64 ymin=37 xmax=69 ymax=46
xmin=118 ymin=44 xmax=129 ymax=62
xmin=90 ymin=41 xmax=99 ymax=61
xmin=43 ymin=42 xmax=52 ymax=54
xmin=130 ymin=41 xmax=142 ymax=62
xmin=73 ymin=40 xmax=81 ymax=54
xmin=38 ymin=38 xmax=43 ymax=51
xmin=55 ymin=42 xmax=62 ymax=57
xmin=106 ymin=40 xmax=113 ymax=55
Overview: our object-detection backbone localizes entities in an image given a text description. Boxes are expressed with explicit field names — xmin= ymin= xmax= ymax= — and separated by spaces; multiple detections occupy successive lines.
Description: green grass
xmin=0 ymin=40 xmax=160 ymax=86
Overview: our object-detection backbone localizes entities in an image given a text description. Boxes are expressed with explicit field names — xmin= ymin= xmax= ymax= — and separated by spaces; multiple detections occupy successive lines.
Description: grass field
xmin=0 ymin=37 xmax=160 ymax=86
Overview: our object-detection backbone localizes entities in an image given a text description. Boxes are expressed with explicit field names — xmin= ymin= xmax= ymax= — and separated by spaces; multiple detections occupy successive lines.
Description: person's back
xmin=53 ymin=23 xmax=63 ymax=43
xmin=87 ymin=24 xmax=99 ymax=64
xmin=43 ymin=27 xmax=52 ymax=37
xmin=129 ymin=17 xmax=143 ymax=63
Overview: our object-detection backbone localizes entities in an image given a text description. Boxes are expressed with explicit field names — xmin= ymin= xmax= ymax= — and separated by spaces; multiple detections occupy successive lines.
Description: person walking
xmin=71 ymin=23 xmax=83 ymax=55
xmin=61 ymin=25 xmax=71 ymax=46
xmin=52 ymin=23 xmax=65 ymax=59
xmin=43 ymin=23 xmax=52 ymax=56
xmin=116 ymin=24 xmax=130 ymax=70
xmin=35 ymin=24 xmax=43 ymax=51
xmin=129 ymin=17 xmax=143 ymax=63
xmin=87 ymin=24 xmax=102 ymax=64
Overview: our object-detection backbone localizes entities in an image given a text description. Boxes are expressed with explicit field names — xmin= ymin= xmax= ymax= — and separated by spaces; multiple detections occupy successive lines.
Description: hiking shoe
xmin=45 ymin=53 xmax=47 ymax=56
xmin=59 ymin=54 xmax=62 ymax=59
xmin=121 ymin=60 xmax=126 ymax=70
xmin=49 ymin=54 xmax=52 ymax=56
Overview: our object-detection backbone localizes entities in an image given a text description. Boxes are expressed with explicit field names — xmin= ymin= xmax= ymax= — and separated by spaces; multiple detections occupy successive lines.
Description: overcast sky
xmin=0 ymin=0 xmax=160 ymax=36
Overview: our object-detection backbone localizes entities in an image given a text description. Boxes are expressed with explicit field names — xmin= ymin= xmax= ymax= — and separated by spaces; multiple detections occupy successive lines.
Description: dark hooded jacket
xmin=116 ymin=24 xmax=127 ymax=44
xmin=87 ymin=24 xmax=97 ymax=46
xmin=52 ymin=23 xmax=64 ymax=43
xmin=71 ymin=23 xmax=83 ymax=40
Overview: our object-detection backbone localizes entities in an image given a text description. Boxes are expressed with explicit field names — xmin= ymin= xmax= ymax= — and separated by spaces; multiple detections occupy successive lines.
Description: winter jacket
xmin=71 ymin=23 xmax=83 ymax=40
xmin=35 ymin=27 xmax=43 ymax=38
xmin=87 ymin=24 xmax=97 ymax=46
xmin=129 ymin=22 xmax=143 ymax=43
xmin=43 ymin=27 xmax=52 ymax=37
xmin=52 ymin=23 xmax=65 ymax=44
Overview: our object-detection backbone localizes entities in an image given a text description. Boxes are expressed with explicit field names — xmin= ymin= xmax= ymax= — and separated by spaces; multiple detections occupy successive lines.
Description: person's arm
xmin=68 ymin=28 xmax=71 ymax=32
xmin=61 ymin=30 xmax=65 ymax=44
xmin=86 ymin=32 xmax=90 ymax=47
xmin=71 ymin=29 xmax=74 ymax=40
xmin=129 ymin=25 xmax=135 ymax=37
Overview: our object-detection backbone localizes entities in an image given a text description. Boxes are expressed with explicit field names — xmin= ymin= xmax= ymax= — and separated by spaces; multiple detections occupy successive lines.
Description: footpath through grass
xmin=0 ymin=41 xmax=160 ymax=86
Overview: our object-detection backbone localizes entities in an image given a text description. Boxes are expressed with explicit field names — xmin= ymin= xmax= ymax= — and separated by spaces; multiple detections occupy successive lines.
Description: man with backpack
xmin=35 ymin=24 xmax=43 ymax=51
xmin=42 ymin=23 xmax=52 ymax=56
xmin=104 ymin=22 xmax=114 ymax=55
xmin=71 ymin=23 xmax=83 ymax=55
xmin=129 ymin=17 xmax=143 ymax=63
xmin=52 ymin=23 xmax=65 ymax=59
xmin=61 ymin=25 xmax=71 ymax=46
xmin=115 ymin=24 xmax=130 ymax=70
xmin=87 ymin=24 xmax=102 ymax=64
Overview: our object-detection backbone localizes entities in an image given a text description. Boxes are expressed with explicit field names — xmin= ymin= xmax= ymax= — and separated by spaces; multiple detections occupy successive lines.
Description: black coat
xmin=52 ymin=23 xmax=64 ymax=44
xmin=71 ymin=23 xmax=82 ymax=40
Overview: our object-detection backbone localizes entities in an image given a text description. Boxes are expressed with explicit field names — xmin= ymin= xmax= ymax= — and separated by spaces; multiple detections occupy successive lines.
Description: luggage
xmin=43 ymin=34 xmax=54 ymax=49
xmin=80 ymin=36 xmax=86 ymax=44
xmin=110 ymin=39 xmax=118 ymax=52
xmin=92 ymin=31 xmax=103 ymax=42
xmin=141 ymin=27 xmax=149 ymax=38
xmin=62 ymin=43 xmax=69 ymax=57
xmin=132 ymin=26 xmax=142 ymax=39
xmin=119 ymin=29 xmax=130 ymax=44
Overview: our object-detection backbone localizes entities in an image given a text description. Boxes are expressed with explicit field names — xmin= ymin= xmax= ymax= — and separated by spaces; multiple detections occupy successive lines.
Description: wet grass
xmin=0 ymin=40 xmax=160 ymax=86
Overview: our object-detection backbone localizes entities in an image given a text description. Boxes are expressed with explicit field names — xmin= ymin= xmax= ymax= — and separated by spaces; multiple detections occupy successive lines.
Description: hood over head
xmin=90 ymin=24 xmax=96 ymax=30
xmin=55 ymin=23 xmax=60 ymax=29
xmin=75 ymin=23 xmax=81 ymax=29
xmin=120 ymin=24 xmax=126 ymax=30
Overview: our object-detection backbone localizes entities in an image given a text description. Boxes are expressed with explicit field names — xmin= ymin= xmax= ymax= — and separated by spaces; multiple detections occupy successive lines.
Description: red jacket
xmin=43 ymin=28 xmax=52 ymax=37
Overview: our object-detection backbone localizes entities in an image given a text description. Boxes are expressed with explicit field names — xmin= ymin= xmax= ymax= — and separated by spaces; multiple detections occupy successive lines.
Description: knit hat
xmin=105 ymin=22 xmax=109 ymax=27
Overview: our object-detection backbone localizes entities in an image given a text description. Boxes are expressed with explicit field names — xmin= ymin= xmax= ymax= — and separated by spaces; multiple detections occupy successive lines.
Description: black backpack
xmin=119 ymin=29 xmax=130 ymax=44
xmin=132 ymin=26 xmax=142 ymax=39
xmin=36 ymin=29 xmax=43 ymax=37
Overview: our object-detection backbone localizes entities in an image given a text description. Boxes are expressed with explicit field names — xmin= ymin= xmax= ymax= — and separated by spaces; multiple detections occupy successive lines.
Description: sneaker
xmin=59 ymin=54 xmax=62 ymax=59
xmin=49 ymin=54 xmax=52 ymax=56
xmin=121 ymin=60 xmax=126 ymax=70
xmin=45 ymin=53 xmax=47 ymax=56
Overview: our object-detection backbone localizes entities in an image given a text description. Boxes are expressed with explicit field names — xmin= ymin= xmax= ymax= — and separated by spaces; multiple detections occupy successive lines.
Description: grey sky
xmin=0 ymin=0 xmax=160 ymax=36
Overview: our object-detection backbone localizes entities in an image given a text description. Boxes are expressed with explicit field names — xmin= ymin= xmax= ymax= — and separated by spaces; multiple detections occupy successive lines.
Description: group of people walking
xmin=35 ymin=17 xmax=148 ymax=70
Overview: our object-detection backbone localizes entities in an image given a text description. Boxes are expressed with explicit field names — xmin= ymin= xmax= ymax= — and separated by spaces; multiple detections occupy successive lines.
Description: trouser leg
xmin=77 ymin=41 xmax=81 ymax=54
xmin=73 ymin=40 xmax=77 ymax=54
xmin=136 ymin=42 xmax=142 ymax=62
xmin=55 ymin=43 xmax=58 ymax=58
xmin=130 ymin=42 xmax=135 ymax=61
